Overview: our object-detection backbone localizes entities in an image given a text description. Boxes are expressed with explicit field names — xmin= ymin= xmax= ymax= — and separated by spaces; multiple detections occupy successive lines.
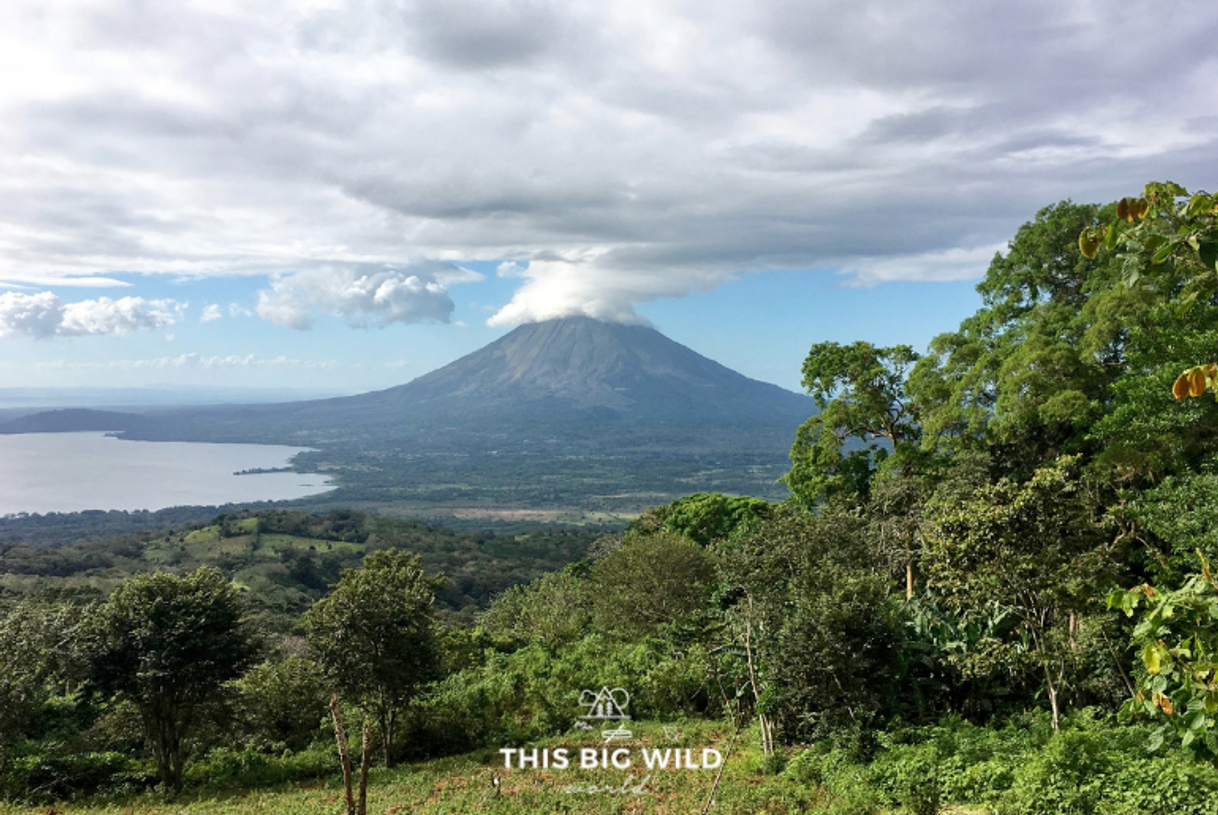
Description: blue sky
xmin=1 ymin=267 xmax=985 ymax=394
xmin=1 ymin=0 xmax=1215 ymax=399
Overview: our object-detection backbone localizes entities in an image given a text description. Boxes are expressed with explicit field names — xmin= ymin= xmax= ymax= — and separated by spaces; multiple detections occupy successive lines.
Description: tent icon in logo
xmin=578 ymin=687 xmax=632 ymax=742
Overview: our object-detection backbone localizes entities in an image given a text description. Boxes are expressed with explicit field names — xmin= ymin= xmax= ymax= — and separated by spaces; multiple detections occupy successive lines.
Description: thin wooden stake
xmin=329 ymin=696 xmax=356 ymax=815
xmin=358 ymin=720 xmax=372 ymax=815
xmin=701 ymin=710 xmax=744 ymax=815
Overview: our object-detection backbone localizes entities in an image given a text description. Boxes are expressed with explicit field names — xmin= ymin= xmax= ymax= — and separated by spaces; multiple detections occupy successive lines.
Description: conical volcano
xmin=363 ymin=316 xmax=814 ymax=427
xmin=5 ymin=317 xmax=817 ymax=510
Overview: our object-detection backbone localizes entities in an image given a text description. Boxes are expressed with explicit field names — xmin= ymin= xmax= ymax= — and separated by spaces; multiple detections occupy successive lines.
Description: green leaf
xmin=1152 ymin=241 xmax=1175 ymax=265
xmin=1178 ymin=289 xmax=1201 ymax=316
xmin=1148 ymin=728 xmax=1165 ymax=752
xmin=1188 ymin=194 xmax=1214 ymax=216
xmin=1122 ymin=254 xmax=1143 ymax=287
xmin=1200 ymin=241 xmax=1218 ymax=271
xmin=1105 ymin=221 xmax=1120 ymax=249
xmin=1145 ymin=643 xmax=1164 ymax=675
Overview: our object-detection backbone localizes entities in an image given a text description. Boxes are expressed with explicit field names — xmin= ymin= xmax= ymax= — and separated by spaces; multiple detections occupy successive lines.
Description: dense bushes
xmin=784 ymin=711 xmax=1218 ymax=815
xmin=0 ymin=751 xmax=146 ymax=803
xmin=408 ymin=634 xmax=715 ymax=757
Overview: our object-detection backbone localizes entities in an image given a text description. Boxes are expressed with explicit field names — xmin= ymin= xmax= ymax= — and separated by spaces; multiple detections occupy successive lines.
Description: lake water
xmin=0 ymin=432 xmax=334 ymax=515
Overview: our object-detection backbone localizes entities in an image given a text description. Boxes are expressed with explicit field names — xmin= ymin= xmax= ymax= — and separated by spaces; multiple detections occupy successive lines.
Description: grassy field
xmin=0 ymin=721 xmax=830 ymax=815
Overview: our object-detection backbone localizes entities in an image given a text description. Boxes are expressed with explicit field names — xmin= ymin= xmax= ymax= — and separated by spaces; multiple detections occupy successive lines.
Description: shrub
xmin=0 ymin=751 xmax=140 ymax=803
xmin=234 ymin=655 xmax=329 ymax=751
xmin=185 ymin=742 xmax=337 ymax=791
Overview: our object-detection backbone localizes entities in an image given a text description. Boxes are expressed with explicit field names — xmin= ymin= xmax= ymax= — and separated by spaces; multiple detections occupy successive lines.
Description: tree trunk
xmin=906 ymin=560 xmax=915 ymax=601
xmin=358 ymin=720 xmax=372 ymax=815
xmin=145 ymin=707 xmax=186 ymax=793
xmin=1044 ymin=665 xmax=1061 ymax=732
xmin=743 ymin=597 xmax=773 ymax=756
xmin=380 ymin=707 xmax=395 ymax=768
xmin=330 ymin=696 xmax=356 ymax=815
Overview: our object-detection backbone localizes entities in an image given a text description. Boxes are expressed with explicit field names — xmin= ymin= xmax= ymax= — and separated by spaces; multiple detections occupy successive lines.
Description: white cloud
xmin=838 ymin=243 xmax=1009 ymax=288
xmin=487 ymin=257 xmax=653 ymax=326
xmin=255 ymin=265 xmax=454 ymax=330
xmin=0 ymin=0 xmax=1215 ymax=322
xmin=31 ymin=353 xmax=343 ymax=370
xmin=434 ymin=265 xmax=485 ymax=286
xmin=486 ymin=251 xmax=728 ymax=326
xmin=200 ymin=303 xmax=223 ymax=322
xmin=496 ymin=261 xmax=526 ymax=278
xmin=59 ymin=297 xmax=180 ymax=336
xmin=228 ymin=303 xmax=254 ymax=317
xmin=0 ymin=292 xmax=179 ymax=338
xmin=0 ymin=292 xmax=63 ymax=339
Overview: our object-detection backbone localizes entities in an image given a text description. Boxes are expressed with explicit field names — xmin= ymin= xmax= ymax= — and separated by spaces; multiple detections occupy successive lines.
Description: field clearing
xmin=0 ymin=721 xmax=830 ymax=815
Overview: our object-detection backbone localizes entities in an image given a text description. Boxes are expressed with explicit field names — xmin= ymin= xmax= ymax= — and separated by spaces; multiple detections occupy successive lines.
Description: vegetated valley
xmin=8 ymin=184 xmax=1218 ymax=814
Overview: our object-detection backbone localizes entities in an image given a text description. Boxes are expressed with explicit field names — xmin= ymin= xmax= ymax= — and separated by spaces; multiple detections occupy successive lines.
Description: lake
xmin=0 ymin=432 xmax=334 ymax=515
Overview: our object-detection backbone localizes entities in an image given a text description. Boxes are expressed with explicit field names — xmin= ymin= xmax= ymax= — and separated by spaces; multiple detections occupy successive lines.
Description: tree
xmin=236 ymin=655 xmax=330 ymax=751
xmin=0 ymin=601 xmax=80 ymax=757
xmin=908 ymin=201 xmax=1124 ymax=478
xmin=1071 ymin=183 xmax=1218 ymax=481
xmin=1080 ymin=182 xmax=1218 ymax=405
xmin=479 ymin=565 xmax=591 ymax=649
xmin=907 ymin=193 xmax=1218 ymax=488
xmin=86 ymin=567 xmax=259 ymax=791
xmin=626 ymin=493 xmax=772 ymax=547
xmin=921 ymin=457 xmax=1112 ymax=730
xmin=304 ymin=550 xmax=441 ymax=766
xmin=1079 ymin=181 xmax=1218 ymax=307
xmin=718 ymin=505 xmax=904 ymax=744
xmin=784 ymin=341 xmax=921 ymax=507
xmin=587 ymin=531 xmax=715 ymax=638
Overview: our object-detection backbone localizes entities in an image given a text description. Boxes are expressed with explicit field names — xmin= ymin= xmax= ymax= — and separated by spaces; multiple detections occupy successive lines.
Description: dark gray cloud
xmin=400 ymin=0 xmax=569 ymax=69
xmin=0 ymin=0 xmax=1215 ymax=323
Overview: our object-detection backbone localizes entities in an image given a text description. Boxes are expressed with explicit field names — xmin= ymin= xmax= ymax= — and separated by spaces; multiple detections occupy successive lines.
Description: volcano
xmin=4 ymin=318 xmax=817 ymax=509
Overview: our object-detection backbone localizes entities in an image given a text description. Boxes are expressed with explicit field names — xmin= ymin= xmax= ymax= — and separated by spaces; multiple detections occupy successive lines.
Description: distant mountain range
xmin=2 ymin=317 xmax=817 ymax=511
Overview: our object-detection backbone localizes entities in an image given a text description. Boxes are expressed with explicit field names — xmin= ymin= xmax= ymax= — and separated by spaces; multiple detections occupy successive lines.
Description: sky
xmin=1 ymin=0 xmax=1216 ymax=397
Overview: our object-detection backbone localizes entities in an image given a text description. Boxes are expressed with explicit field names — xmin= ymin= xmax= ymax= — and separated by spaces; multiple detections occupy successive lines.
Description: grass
xmin=0 ymin=721 xmax=820 ymax=815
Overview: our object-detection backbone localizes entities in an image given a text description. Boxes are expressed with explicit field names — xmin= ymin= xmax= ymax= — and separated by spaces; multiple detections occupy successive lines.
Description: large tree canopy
xmin=304 ymin=549 xmax=441 ymax=766
xmin=901 ymin=193 xmax=1218 ymax=487
xmin=907 ymin=201 xmax=1126 ymax=478
xmin=87 ymin=567 xmax=259 ymax=791
xmin=785 ymin=341 xmax=921 ymax=507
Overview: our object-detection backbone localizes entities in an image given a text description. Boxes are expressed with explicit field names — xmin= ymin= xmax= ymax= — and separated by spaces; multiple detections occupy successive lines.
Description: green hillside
xmin=0 ymin=509 xmax=603 ymax=626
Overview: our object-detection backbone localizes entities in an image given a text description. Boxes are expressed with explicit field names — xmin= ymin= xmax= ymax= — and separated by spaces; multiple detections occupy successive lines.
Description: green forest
xmin=5 ymin=180 xmax=1218 ymax=814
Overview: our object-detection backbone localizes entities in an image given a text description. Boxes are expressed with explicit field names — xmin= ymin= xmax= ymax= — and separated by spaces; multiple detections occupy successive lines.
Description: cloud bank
xmin=254 ymin=265 xmax=458 ymax=330
xmin=0 ymin=0 xmax=1216 ymax=325
xmin=0 ymin=292 xmax=179 ymax=338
